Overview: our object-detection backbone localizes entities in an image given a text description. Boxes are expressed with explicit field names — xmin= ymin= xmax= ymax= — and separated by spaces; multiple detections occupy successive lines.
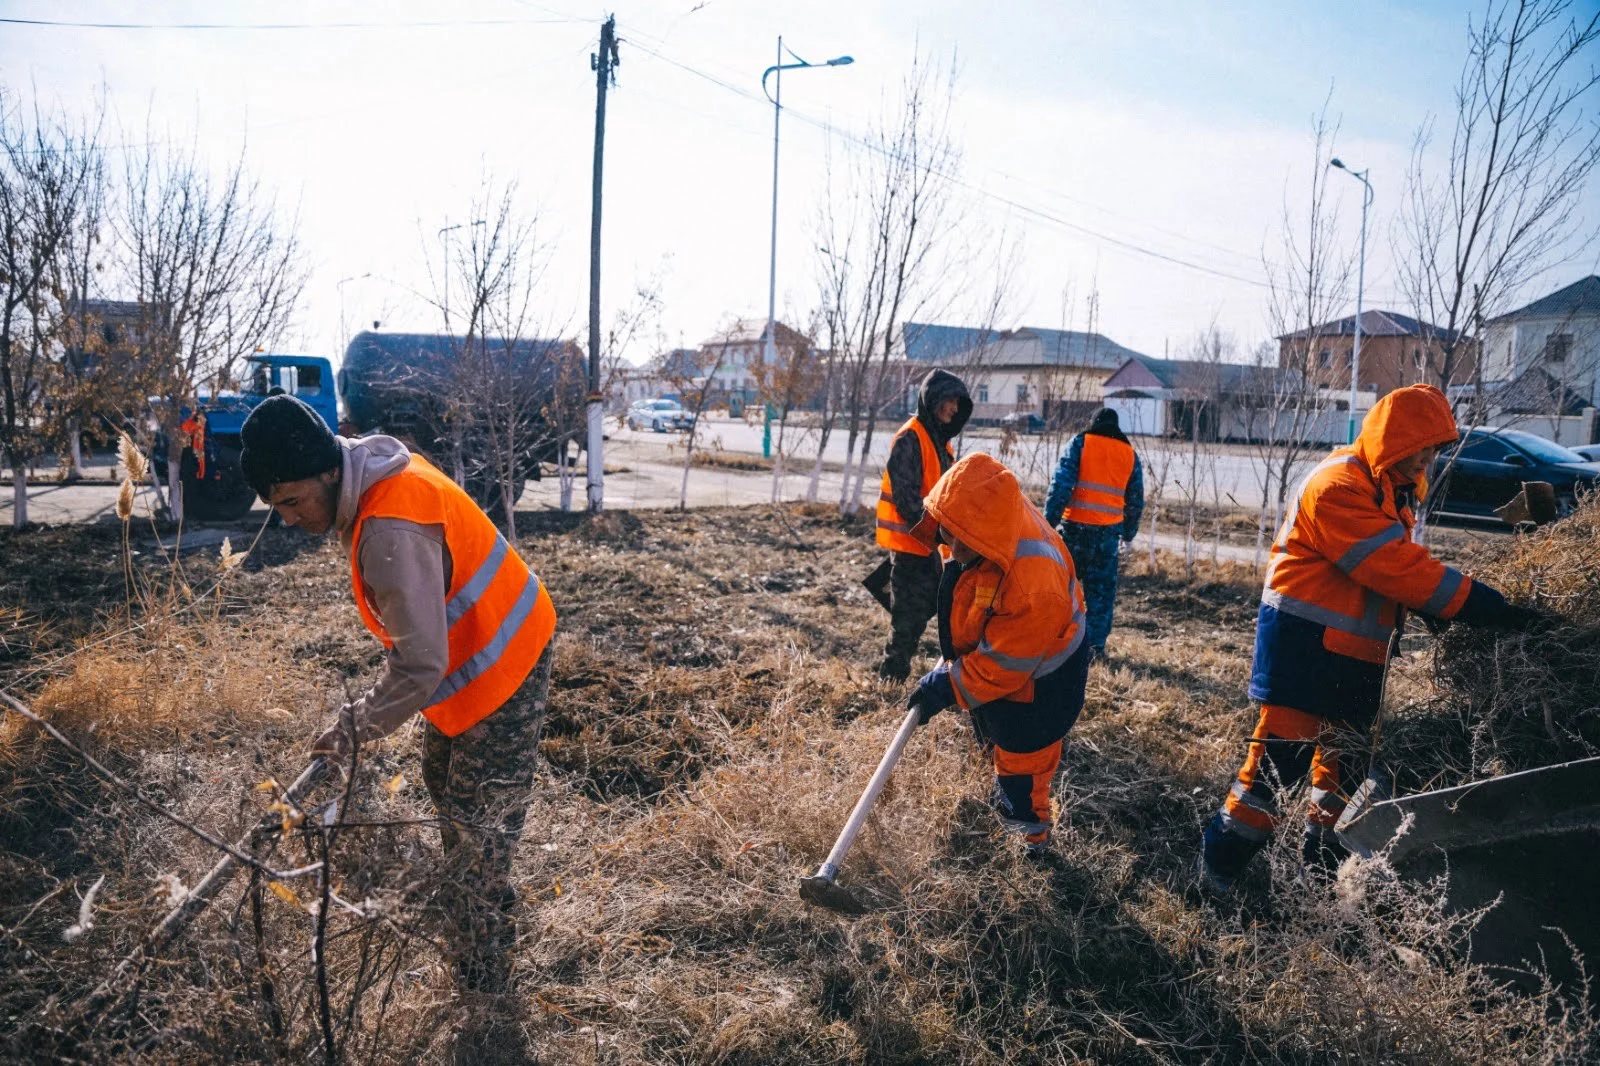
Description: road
xmin=2 ymin=423 xmax=1315 ymax=528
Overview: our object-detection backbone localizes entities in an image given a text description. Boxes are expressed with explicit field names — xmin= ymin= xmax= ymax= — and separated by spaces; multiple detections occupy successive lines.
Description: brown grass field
xmin=0 ymin=501 xmax=1594 ymax=1064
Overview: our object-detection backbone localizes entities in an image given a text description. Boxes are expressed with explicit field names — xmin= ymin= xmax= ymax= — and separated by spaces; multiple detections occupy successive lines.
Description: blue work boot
xmin=1199 ymin=813 xmax=1265 ymax=895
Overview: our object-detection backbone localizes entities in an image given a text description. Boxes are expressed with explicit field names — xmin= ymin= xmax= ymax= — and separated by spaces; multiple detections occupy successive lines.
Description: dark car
xmin=1000 ymin=412 xmax=1047 ymax=434
xmin=1429 ymin=428 xmax=1600 ymax=522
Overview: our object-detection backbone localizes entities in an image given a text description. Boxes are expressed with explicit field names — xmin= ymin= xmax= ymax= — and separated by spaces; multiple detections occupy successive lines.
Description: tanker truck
xmin=169 ymin=333 xmax=584 ymax=523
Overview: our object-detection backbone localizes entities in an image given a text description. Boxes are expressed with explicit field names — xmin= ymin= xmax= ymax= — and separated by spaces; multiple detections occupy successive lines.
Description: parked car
xmin=1570 ymin=443 xmax=1600 ymax=463
xmin=627 ymin=398 xmax=694 ymax=432
xmin=999 ymin=412 xmax=1047 ymax=434
xmin=1429 ymin=427 xmax=1600 ymax=522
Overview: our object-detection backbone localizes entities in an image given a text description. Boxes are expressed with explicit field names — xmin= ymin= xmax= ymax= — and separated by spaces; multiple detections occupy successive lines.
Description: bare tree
xmin=0 ymin=92 xmax=101 ymax=529
xmin=815 ymin=51 xmax=966 ymax=516
xmin=1252 ymin=102 xmax=1355 ymax=569
xmin=1172 ymin=328 xmax=1229 ymax=580
xmin=1397 ymin=0 xmax=1600 ymax=404
xmin=433 ymin=177 xmax=581 ymax=538
xmin=118 ymin=133 xmax=305 ymax=524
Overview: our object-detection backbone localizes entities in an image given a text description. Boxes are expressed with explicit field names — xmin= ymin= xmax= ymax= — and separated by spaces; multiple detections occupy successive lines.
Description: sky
xmin=4 ymin=0 xmax=1599 ymax=366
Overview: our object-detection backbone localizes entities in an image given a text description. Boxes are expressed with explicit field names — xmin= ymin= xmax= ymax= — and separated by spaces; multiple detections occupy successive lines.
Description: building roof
xmin=1492 ymin=365 xmax=1592 ymax=416
xmin=1491 ymin=275 xmax=1600 ymax=322
xmin=1103 ymin=354 xmax=1294 ymax=395
xmin=1279 ymin=309 xmax=1456 ymax=342
xmin=699 ymin=318 xmax=805 ymax=348
xmin=904 ymin=321 xmax=1146 ymax=369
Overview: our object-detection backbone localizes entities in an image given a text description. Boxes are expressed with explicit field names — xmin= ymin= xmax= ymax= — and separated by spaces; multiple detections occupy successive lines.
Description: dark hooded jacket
xmin=885 ymin=370 xmax=973 ymax=531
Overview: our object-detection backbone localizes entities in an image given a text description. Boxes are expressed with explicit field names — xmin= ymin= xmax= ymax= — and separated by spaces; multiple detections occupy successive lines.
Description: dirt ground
xmin=0 ymin=504 xmax=1588 ymax=1064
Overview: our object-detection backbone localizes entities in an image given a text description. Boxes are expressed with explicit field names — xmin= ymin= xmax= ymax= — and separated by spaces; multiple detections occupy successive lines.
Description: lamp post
xmin=336 ymin=273 xmax=371 ymax=350
xmin=761 ymin=40 xmax=852 ymax=385
xmin=437 ymin=218 xmax=485 ymax=332
xmin=1329 ymin=158 xmax=1373 ymax=443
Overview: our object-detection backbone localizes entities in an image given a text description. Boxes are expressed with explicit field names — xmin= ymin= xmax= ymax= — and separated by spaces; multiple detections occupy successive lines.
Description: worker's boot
xmin=877 ymin=654 xmax=911 ymax=683
xmin=1199 ymin=813 xmax=1264 ymax=895
xmin=1301 ymin=823 xmax=1350 ymax=883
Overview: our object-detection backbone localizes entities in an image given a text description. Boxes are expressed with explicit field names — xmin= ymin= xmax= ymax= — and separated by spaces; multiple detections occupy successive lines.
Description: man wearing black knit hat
xmin=240 ymin=394 xmax=557 ymax=1058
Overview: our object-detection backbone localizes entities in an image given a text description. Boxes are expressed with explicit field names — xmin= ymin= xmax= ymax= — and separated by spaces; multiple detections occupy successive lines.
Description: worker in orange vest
xmin=875 ymin=369 xmax=971 ymax=681
xmin=1199 ymin=385 xmax=1542 ymax=892
xmin=1044 ymin=408 xmax=1143 ymax=661
xmin=240 ymin=395 xmax=555 ymax=1051
xmin=179 ymin=411 xmax=208 ymax=479
xmin=911 ymin=452 xmax=1091 ymax=858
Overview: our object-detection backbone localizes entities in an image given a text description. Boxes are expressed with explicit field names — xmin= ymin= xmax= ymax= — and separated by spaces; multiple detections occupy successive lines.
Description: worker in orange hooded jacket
xmin=909 ymin=452 xmax=1091 ymax=856
xmin=1199 ymin=384 xmax=1541 ymax=891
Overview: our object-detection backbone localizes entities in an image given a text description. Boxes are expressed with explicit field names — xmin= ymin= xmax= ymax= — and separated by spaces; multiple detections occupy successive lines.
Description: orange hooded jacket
xmin=1251 ymin=384 xmax=1474 ymax=721
xmin=923 ymin=453 xmax=1087 ymax=720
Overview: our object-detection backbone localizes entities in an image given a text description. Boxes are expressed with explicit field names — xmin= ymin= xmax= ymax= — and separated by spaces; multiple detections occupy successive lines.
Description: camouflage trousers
xmin=1060 ymin=522 xmax=1122 ymax=654
xmin=881 ymin=550 xmax=942 ymax=681
xmin=420 ymin=647 xmax=551 ymax=996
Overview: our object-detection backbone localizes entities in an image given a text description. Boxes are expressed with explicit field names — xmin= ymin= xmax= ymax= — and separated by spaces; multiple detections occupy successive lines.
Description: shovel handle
xmin=817 ymin=703 xmax=923 ymax=876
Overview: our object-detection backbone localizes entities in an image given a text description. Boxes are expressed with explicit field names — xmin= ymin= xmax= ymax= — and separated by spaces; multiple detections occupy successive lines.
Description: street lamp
xmin=1329 ymin=158 xmax=1373 ymax=444
xmin=336 ymin=273 xmax=372 ymax=350
xmin=437 ymin=218 xmax=486 ymax=331
xmin=761 ymin=40 xmax=852 ymax=382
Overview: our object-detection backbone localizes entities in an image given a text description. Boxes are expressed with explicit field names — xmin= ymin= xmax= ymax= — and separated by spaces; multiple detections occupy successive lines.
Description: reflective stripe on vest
xmin=1066 ymin=434 xmax=1135 ymax=526
xmin=350 ymin=454 xmax=557 ymax=737
xmin=877 ymin=418 xmax=950 ymax=555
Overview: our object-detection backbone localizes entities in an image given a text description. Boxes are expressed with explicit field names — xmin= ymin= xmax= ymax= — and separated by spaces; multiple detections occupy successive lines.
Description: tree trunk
xmin=10 ymin=464 xmax=27 ymax=529
xmin=68 ymin=422 xmax=84 ymax=477
xmin=167 ymin=456 xmax=184 ymax=525
xmin=558 ymin=444 xmax=574 ymax=512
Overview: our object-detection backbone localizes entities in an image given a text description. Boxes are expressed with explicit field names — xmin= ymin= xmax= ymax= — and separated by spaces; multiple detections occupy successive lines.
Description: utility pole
xmin=586 ymin=15 xmax=618 ymax=514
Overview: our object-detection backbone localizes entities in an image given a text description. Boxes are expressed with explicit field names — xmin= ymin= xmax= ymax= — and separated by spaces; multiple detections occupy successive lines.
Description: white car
xmin=626 ymin=398 xmax=693 ymax=432
xmin=1571 ymin=443 xmax=1600 ymax=463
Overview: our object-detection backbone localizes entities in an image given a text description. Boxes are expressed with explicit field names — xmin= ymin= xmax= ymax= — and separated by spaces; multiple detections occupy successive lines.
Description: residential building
xmin=1100 ymin=353 xmax=1365 ymax=444
xmin=901 ymin=321 xmax=1147 ymax=427
xmin=1277 ymin=310 xmax=1472 ymax=396
xmin=1479 ymin=276 xmax=1600 ymax=411
xmin=697 ymin=319 xmax=811 ymax=413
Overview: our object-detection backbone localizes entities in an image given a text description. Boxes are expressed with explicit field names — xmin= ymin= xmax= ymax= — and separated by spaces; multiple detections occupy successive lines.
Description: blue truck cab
xmin=174 ymin=353 xmax=340 ymax=521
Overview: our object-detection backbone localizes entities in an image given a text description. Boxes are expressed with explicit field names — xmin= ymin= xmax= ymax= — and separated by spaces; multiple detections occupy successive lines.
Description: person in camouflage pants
xmin=420 ymin=648 xmax=551 ymax=996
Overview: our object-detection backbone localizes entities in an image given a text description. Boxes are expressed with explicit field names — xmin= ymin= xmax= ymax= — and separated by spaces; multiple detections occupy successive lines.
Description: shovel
xmin=1494 ymin=480 xmax=1558 ymax=527
xmin=862 ymin=558 xmax=893 ymax=613
xmin=800 ymin=702 xmax=923 ymax=914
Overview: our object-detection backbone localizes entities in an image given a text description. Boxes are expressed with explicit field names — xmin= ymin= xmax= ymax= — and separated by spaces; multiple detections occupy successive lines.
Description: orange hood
xmin=1352 ymin=383 xmax=1458 ymax=481
xmin=924 ymin=452 xmax=1040 ymax=570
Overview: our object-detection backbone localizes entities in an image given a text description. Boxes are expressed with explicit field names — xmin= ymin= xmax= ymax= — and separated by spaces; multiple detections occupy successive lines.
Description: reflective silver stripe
xmin=1422 ymin=567 xmax=1465 ymax=615
xmin=950 ymin=658 xmax=979 ymax=709
xmin=1230 ymin=780 xmax=1279 ymax=817
xmin=1015 ymin=537 xmax=1065 ymax=566
xmin=1335 ymin=522 xmax=1404 ymax=574
xmin=976 ymin=640 xmax=1042 ymax=674
xmin=1261 ymin=588 xmax=1391 ymax=641
xmin=1075 ymin=479 xmax=1126 ymax=497
xmin=876 ymin=518 xmax=913 ymax=533
xmin=1035 ymin=629 xmax=1081 ymax=676
xmin=429 ymin=575 xmax=545 ymax=704
xmin=1309 ymin=787 xmax=1342 ymax=811
xmin=446 ymin=535 xmax=510 ymax=627
xmin=1068 ymin=499 xmax=1123 ymax=517
xmin=1217 ymin=810 xmax=1271 ymax=842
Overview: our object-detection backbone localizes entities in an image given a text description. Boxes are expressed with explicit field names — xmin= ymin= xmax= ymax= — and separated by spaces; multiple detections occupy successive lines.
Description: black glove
xmin=1497 ymin=604 xmax=1547 ymax=632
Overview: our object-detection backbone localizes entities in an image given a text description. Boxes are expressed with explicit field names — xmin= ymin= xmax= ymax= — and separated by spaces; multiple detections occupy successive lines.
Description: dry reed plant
xmin=0 ymin=505 xmax=1592 ymax=1063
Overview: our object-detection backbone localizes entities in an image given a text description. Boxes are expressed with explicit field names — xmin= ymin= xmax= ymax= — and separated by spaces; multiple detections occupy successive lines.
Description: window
xmin=1545 ymin=333 xmax=1573 ymax=364
xmin=296 ymin=363 xmax=323 ymax=396
xmin=976 ymin=383 xmax=989 ymax=403
xmin=1412 ymin=348 xmax=1423 ymax=370
xmin=1458 ymin=434 xmax=1516 ymax=463
xmin=1318 ymin=349 xmax=1331 ymax=369
xmin=1015 ymin=383 xmax=1029 ymax=404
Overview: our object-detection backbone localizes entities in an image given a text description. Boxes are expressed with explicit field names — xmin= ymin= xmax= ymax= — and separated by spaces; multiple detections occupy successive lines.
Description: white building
xmin=1481 ymin=276 xmax=1600 ymax=409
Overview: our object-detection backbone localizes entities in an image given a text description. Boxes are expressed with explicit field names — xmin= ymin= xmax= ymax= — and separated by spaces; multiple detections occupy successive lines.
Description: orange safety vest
xmin=1066 ymin=434 xmax=1135 ymax=526
xmin=349 ymin=454 xmax=556 ymax=737
xmin=181 ymin=413 xmax=207 ymax=479
xmin=876 ymin=418 xmax=951 ymax=555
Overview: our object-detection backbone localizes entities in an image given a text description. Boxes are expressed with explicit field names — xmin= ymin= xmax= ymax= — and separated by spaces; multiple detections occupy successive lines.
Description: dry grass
xmin=0 ymin=502 xmax=1593 ymax=1063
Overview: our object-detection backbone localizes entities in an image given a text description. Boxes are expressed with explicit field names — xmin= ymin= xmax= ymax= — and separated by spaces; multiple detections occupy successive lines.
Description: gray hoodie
xmin=331 ymin=434 xmax=454 ymax=744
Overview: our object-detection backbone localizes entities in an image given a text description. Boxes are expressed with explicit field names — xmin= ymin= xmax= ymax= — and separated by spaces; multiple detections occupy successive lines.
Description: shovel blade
xmin=799 ymin=874 xmax=867 ymax=915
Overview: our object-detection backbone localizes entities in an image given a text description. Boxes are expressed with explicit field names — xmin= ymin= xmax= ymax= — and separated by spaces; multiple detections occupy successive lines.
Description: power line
xmin=0 ymin=15 xmax=584 ymax=31
xmin=627 ymin=39 xmax=1276 ymax=290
